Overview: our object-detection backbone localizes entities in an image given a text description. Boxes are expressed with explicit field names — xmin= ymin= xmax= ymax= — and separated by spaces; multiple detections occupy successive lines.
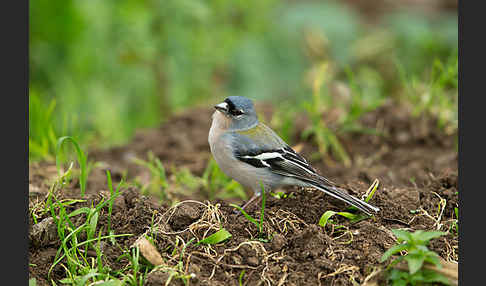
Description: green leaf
xmin=415 ymin=244 xmax=429 ymax=252
xmin=388 ymin=269 xmax=409 ymax=286
xmin=412 ymin=230 xmax=446 ymax=244
xmin=337 ymin=212 xmax=359 ymax=220
xmin=380 ymin=243 xmax=409 ymax=262
xmin=196 ymin=228 xmax=232 ymax=245
xmin=319 ymin=211 xmax=337 ymax=227
xmin=408 ymin=270 xmax=425 ymax=284
xmin=391 ymin=229 xmax=413 ymax=242
xmin=29 ymin=278 xmax=37 ymax=286
xmin=421 ymin=269 xmax=451 ymax=285
xmin=405 ymin=253 xmax=425 ymax=274
xmin=424 ymin=251 xmax=442 ymax=268
xmin=388 ymin=269 xmax=405 ymax=280
xmin=318 ymin=211 xmax=358 ymax=227
xmin=391 ymin=279 xmax=408 ymax=286
xmin=348 ymin=213 xmax=371 ymax=224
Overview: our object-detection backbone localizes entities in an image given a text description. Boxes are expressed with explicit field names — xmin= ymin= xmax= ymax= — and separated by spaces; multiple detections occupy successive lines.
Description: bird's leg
xmin=234 ymin=193 xmax=262 ymax=214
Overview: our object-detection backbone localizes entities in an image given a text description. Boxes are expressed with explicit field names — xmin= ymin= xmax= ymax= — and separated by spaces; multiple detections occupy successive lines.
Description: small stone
xmin=169 ymin=204 xmax=200 ymax=231
xmin=247 ymin=256 xmax=259 ymax=267
xmin=270 ymin=234 xmax=286 ymax=252
xmin=30 ymin=217 xmax=57 ymax=247
xmin=189 ymin=263 xmax=200 ymax=274
xmin=238 ymin=244 xmax=252 ymax=257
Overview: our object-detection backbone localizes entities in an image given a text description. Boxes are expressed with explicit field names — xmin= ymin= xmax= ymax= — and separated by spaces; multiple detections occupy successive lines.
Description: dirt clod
xmin=29 ymin=217 xmax=57 ymax=248
xmin=144 ymin=270 xmax=185 ymax=286
xmin=169 ymin=204 xmax=201 ymax=231
xmin=270 ymin=233 xmax=286 ymax=252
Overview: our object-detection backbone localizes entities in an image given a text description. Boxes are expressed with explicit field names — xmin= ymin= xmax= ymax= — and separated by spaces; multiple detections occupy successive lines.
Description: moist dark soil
xmin=29 ymin=102 xmax=458 ymax=286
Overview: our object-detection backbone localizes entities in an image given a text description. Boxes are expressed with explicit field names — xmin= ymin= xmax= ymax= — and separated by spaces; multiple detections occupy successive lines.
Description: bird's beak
xmin=214 ymin=102 xmax=229 ymax=113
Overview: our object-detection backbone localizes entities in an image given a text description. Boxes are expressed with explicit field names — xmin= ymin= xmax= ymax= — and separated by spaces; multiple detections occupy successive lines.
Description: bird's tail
xmin=305 ymin=179 xmax=380 ymax=216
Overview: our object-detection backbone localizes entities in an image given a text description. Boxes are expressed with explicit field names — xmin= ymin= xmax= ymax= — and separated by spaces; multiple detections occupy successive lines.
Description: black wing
xmin=234 ymin=145 xmax=335 ymax=186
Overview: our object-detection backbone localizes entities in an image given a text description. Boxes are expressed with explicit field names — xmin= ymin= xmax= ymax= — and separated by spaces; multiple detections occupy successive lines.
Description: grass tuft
xmin=302 ymin=62 xmax=351 ymax=166
xmin=230 ymin=182 xmax=267 ymax=239
xmin=131 ymin=151 xmax=170 ymax=201
xmin=29 ymin=92 xmax=58 ymax=161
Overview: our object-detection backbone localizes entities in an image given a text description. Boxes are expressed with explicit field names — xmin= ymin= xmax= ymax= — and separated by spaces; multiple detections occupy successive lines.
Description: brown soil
xmin=29 ymin=102 xmax=458 ymax=286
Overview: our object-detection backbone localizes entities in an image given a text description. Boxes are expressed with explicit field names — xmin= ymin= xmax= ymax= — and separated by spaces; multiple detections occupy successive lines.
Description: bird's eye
xmin=231 ymin=109 xmax=244 ymax=116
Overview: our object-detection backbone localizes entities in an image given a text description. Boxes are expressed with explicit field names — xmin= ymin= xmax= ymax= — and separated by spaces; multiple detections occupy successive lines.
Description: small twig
xmin=432 ymin=191 xmax=447 ymax=230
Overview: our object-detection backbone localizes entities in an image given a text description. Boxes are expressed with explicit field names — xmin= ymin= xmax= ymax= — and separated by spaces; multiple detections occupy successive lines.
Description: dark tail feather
xmin=306 ymin=180 xmax=380 ymax=216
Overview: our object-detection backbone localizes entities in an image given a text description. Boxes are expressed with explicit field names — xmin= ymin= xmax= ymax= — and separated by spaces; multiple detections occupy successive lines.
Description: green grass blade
xmin=76 ymin=269 xmax=99 ymax=286
xmin=230 ymin=204 xmax=259 ymax=228
xmin=196 ymin=229 xmax=232 ymax=245
xmin=67 ymin=207 xmax=91 ymax=218
xmin=318 ymin=211 xmax=359 ymax=228
xmin=106 ymin=169 xmax=114 ymax=234
xmin=180 ymin=237 xmax=195 ymax=263
xmin=259 ymin=183 xmax=266 ymax=234
xmin=88 ymin=211 xmax=99 ymax=240
xmin=105 ymin=169 xmax=122 ymax=235
xmin=56 ymin=136 xmax=88 ymax=196
xmin=239 ymin=270 xmax=246 ymax=286
xmin=346 ymin=179 xmax=380 ymax=213
xmin=75 ymin=234 xmax=133 ymax=248
xmin=364 ymin=179 xmax=380 ymax=202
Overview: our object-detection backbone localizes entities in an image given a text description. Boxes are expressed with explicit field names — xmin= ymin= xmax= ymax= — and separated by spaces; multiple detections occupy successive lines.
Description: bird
xmin=208 ymin=96 xmax=380 ymax=215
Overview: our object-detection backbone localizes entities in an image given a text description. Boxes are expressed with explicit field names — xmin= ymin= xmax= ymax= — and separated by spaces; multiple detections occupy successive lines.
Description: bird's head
xmin=214 ymin=96 xmax=259 ymax=130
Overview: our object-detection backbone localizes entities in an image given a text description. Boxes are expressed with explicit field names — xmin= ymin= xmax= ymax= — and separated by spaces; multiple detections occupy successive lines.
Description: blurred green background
xmin=29 ymin=0 xmax=458 ymax=161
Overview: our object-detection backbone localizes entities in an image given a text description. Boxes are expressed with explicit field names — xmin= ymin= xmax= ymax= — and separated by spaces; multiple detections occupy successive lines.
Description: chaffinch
xmin=208 ymin=96 xmax=380 ymax=215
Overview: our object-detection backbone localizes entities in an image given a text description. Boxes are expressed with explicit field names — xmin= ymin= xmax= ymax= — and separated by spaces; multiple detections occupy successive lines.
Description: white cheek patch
xmin=215 ymin=102 xmax=229 ymax=111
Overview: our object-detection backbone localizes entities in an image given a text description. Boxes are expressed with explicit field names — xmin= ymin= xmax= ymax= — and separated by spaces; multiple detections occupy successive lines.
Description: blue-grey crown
xmin=225 ymin=96 xmax=255 ymax=114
